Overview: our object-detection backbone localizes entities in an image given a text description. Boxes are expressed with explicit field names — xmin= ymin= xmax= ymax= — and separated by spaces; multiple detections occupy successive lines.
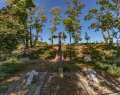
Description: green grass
xmin=99 ymin=82 xmax=105 ymax=87
xmin=0 ymin=62 xmax=27 ymax=80
xmin=62 ymin=65 xmax=71 ymax=72
xmin=0 ymin=86 xmax=7 ymax=94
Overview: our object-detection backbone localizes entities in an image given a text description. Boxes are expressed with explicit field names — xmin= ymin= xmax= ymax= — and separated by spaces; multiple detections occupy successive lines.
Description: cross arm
xmin=53 ymin=35 xmax=58 ymax=38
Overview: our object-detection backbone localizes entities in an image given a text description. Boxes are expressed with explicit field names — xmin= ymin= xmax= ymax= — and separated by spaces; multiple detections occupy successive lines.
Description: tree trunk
xmin=70 ymin=34 xmax=71 ymax=60
xmin=101 ymin=29 xmax=108 ymax=45
xmin=52 ymin=32 xmax=53 ymax=46
xmin=106 ymin=28 xmax=113 ymax=46
xmin=34 ymin=30 xmax=38 ymax=47
xmin=30 ymin=23 xmax=32 ymax=48
xmin=25 ymin=23 xmax=29 ymax=49
xmin=76 ymin=15 xmax=78 ymax=44
xmin=26 ymin=33 xmax=28 ymax=49
xmin=20 ymin=40 xmax=26 ymax=54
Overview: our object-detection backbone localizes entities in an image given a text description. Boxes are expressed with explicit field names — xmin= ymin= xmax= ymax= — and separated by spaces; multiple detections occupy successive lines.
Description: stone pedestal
xmin=58 ymin=68 xmax=63 ymax=78
xmin=102 ymin=56 xmax=105 ymax=60
xmin=55 ymin=52 xmax=64 ymax=61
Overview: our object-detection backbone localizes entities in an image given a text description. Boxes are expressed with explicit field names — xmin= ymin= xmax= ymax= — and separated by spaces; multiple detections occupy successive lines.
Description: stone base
xmin=55 ymin=52 xmax=64 ymax=61
xmin=58 ymin=68 xmax=63 ymax=78
xmin=102 ymin=56 xmax=105 ymax=60
xmin=20 ymin=57 xmax=29 ymax=61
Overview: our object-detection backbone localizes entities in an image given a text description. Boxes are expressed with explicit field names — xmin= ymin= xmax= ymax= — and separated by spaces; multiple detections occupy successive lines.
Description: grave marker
xmin=20 ymin=46 xmax=29 ymax=61
xmin=26 ymin=70 xmax=38 ymax=85
xmin=85 ymin=68 xmax=98 ymax=83
xmin=53 ymin=32 xmax=66 ymax=61
xmin=53 ymin=32 xmax=67 ymax=78
xmin=84 ymin=54 xmax=91 ymax=61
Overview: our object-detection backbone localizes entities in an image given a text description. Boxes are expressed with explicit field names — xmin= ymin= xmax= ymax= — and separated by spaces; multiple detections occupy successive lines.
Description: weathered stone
xmin=85 ymin=68 xmax=98 ymax=83
xmin=75 ymin=72 xmax=96 ymax=95
xmin=58 ymin=68 xmax=63 ymax=78
xmin=84 ymin=54 xmax=91 ymax=61
xmin=26 ymin=70 xmax=38 ymax=85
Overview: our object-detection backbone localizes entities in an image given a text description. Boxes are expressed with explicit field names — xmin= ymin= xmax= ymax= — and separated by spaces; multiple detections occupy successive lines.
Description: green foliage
xmin=51 ymin=64 xmax=57 ymax=72
xmin=99 ymin=82 xmax=105 ymax=87
xmin=94 ymin=60 xmax=120 ymax=77
xmin=65 ymin=0 xmax=86 ymax=43
xmin=0 ymin=62 xmax=26 ymax=80
xmin=46 ymin=49 xmax=57 ymax=58
xmin=64 ymin=45 xmax=78 ymax=59
xmin=0 ymin=86 xmax=7 ymax=94
xmin=82 ymin=44 xmax=101 ymax=59
xmin=42 ymin=42 xmax=48 ymax=47
xmin=53 ymin=44 xmax=58 ymax=47
xmin=49 ymin=6 xmax=62 ymax=45
xmin=84 ymin=32 xmax=91 ymax=43
xmin=62 ymin=65 xmax=71 ymax=72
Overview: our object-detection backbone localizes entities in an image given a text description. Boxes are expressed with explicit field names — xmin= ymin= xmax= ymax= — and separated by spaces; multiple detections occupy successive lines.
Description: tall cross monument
xmin=53 ymin=32 xmax=66 ymax=61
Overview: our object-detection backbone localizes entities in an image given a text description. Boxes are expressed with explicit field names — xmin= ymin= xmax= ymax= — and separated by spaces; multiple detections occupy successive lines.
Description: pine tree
xmin=84 ymin=32 xmax=91 ymax=45
xmin=65 ymin=0 xmax=86 ymax=44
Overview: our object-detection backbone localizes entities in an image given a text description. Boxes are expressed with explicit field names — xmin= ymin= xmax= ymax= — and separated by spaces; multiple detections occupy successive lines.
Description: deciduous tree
xmin=49 ymin=6 xmax=62 ymax=46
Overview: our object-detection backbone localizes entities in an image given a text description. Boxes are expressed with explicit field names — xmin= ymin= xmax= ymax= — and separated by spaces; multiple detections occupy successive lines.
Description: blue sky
xmin=0 ymin=0 xmax=120 ymax=44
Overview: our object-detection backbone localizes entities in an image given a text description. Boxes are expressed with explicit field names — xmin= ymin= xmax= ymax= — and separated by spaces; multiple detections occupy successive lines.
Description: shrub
xmin=62 ymin=65 xmax=71 ymax=72
xmin=0 ymin=86 xmax=7 ymax=94
xmin=0 ymin=62 xmax=26 ymax=80
xmin=42 ymin=42 xmax=48 ymax=47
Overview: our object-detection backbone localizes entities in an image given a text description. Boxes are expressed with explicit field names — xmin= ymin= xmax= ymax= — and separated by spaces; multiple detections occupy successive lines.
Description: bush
xmin=0 ymin=62 xmax=26 ymax=80
xmin=0 ymin=86 xmax=7 ymax=94
xmin=42 ymin=42 xmax=48 ymax=47
xmin=62 ymin=65 xmax=71 ymax=72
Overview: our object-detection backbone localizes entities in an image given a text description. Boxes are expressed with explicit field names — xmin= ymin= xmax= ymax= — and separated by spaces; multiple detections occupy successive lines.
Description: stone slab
xmin=20 ymin=57 xmax=29 ymax=61
xmin=84 ymin=54 xmax=91 ymax=61
xmin=26 ymin=70 xmax=38 ymax=85
xmin=75 ymin=72 xmax=96 ymax=95
xmin=2 ymin=75 xmax=26 ymax=95
xmin=96 ymin=73 xmax=120 ymax=93
xmin=34 ymin=72 xmax=47 ymax=95
xmin=1 ymin=72 xmax=47 ymax=95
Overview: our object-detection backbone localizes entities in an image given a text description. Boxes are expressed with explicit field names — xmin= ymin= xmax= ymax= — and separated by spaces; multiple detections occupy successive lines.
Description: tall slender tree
xmin=32 ymin=3 xmax=47 ymax=47
xmin=84 ymin=32 xmax=91 ymax=45
xmin=26 ymin=3 xmax=39 ymax=48
xmin=62 ymin=18 xmax=75 ymax=47
xmin=2 ymin=0 xmax=36 ymax=49
xmin=65 ymin=0 xmax=86 ymax=44
xmin=49 ymin=6 xmax=62 ymax=46
xmin=84 ymin=7 xmax=116 ymax=45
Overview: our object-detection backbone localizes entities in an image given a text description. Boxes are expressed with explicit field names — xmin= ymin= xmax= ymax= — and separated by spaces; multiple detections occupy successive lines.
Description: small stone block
xmin=20 ymin=57 xmax=29 ymax=61
xmin=58 ymin=68 xmax=63 ymax=78
xmin=102 ymin=56 xmax=105 ymax=59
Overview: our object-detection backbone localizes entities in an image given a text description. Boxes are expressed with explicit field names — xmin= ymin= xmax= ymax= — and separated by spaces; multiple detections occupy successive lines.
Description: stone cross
xmin=26 ymin=70 xmax=38 ymax=85
xmin=85 ymin=68 xmax=98 ymax=83
xmin=56 ymin=48 xmax=65 ymax=68
xmin=53 ymin=32 xmax=66 ymax=52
